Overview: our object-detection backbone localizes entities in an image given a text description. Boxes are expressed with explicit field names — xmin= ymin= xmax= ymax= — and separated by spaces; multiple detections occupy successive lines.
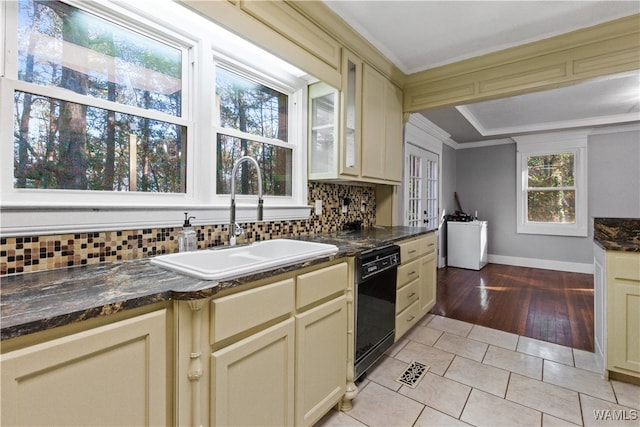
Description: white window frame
xmin=0 ymin=0 xmax=310 ymax=237
xmin=515 ymin=131 xmax=588 ymax=237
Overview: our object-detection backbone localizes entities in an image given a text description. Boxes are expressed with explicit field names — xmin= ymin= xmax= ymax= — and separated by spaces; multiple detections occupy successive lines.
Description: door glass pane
xmin=407 ymin=154 xmax=421 ymax=227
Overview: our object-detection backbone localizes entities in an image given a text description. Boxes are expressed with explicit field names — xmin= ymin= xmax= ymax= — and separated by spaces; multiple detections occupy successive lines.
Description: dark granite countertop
xmin=0 ymin=226 xmax=432 ymax=341
xmin=593 ymin=218 xmax=640 ymax=252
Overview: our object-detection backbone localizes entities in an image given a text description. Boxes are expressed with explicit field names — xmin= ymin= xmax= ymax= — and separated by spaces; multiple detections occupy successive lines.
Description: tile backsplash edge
xmin=1 ymin=182 xmax=375 ymax=276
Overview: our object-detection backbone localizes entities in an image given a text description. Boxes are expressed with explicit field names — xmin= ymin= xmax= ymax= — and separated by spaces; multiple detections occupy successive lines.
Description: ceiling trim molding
xmin=407 ymin=114 xmax=461 ymax=150
xmin=454 ymin=138 xmax=515 ymax=150
xmin=588 ymin=122 xmax=640 ymax=136
xmin=403 ymin=13 xmax=640 ymax=112
xmin=456 ymin=105 xmax=640 ymax=137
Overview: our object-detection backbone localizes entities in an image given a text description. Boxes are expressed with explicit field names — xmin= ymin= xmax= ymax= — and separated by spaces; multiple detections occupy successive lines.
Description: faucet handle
xmin=233 ymin=223 xmax=243 ymax=237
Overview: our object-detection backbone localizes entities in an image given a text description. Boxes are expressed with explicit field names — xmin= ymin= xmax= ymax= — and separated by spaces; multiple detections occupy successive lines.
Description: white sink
xmin=151 ymin=239 xmax=339 ymax=280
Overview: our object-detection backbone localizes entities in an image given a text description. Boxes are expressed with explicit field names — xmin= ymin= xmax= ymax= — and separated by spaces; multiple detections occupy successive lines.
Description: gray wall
xmin=588 ymin=130 xmax=640 ymax=219
xmin=452 ymin=130 xmax=640 ymax=264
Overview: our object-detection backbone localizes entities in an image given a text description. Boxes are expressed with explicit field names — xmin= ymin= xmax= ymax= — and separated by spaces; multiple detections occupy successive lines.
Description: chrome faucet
xmin=229 ymin=156 xmax=263 ymax=246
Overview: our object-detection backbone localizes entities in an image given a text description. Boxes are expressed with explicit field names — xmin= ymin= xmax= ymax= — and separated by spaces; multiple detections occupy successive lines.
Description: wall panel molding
xmin=404 ymin=14 xmax=640 ymax=112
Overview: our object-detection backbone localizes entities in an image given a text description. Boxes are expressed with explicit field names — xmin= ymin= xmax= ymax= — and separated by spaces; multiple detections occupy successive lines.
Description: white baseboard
xmin=488 ymin=254 xmax=594 ymax=274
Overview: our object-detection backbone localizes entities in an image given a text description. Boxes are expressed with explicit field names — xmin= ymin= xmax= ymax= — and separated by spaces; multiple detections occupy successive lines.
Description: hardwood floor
xmin=432 ymin=264 xmax=595 ymax=352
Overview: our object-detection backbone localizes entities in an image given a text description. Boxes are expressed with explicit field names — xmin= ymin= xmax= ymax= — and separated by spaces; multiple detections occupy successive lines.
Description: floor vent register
xmin=396 ymin=360 xmax=429 ymax=389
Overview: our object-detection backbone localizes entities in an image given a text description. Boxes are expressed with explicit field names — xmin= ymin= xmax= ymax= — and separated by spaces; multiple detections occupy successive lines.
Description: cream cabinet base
xmin=1 ymin=310 xmax=168 ymax=426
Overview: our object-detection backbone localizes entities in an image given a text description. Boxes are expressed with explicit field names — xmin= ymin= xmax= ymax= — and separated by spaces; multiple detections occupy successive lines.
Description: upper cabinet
xmin=309 ymin=50 xmax=403 ymax=185
xmin=362 ymin=63 xmax=403 ymax=183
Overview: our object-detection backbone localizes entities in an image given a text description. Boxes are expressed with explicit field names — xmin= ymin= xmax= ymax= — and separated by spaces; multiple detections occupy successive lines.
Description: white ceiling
xmin=323 ymin=1 xmax=640 ymax=144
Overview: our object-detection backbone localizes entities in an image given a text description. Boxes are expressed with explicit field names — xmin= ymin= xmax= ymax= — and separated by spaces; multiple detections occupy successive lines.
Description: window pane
xmin=216 ymin=67 xmax=288 ymax=142
xmin=216 ymin=134 xmax=291 ymax=196
xmin=14 ymin=91 xmax=186 ymax=192
xmin=527 ymin=190 xmax=575 ymax=223
xmin=18 ymin=0 xmax=182 ymax=116
xmin=527 ymin=153 xmax=574 ymax=188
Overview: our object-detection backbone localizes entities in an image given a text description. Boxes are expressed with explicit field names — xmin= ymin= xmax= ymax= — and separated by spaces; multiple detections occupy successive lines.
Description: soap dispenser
xmin=178 ymin=213 xmax=197 ymax=252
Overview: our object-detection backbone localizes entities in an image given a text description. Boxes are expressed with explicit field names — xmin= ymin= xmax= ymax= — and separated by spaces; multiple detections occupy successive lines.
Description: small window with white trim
xmin=515 ymin=133 xmax=588 ymax=237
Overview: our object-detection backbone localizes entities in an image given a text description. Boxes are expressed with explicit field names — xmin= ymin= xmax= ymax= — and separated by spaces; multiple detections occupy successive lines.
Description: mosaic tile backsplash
xmin=1 ymin=182 xmax=376 ymax=276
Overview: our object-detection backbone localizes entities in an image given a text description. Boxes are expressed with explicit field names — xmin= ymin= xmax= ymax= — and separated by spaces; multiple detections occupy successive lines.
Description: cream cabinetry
xmin=395 ymin=233 xmax=437 ymax=340
xmin=212 ymin=318 xmax=296 ymax=426
xmin=1 ymin=308 xmax=170 ymax=426
xmin=178 ymin=260 xmax=349 ymax=427
xmin=239 ymin=0 xmax=341 ymax=71
xmin=362 ymin=63 xmax=403 ymax=183
xmin=308 ymin=50 xmax=402 ymax=185
xmin=606 ymin=251 xmax=640 ymax=379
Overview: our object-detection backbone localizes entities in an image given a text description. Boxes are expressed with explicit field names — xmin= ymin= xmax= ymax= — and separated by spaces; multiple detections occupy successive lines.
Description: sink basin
xmin=150 ymin=239 xmax=339 ymax=280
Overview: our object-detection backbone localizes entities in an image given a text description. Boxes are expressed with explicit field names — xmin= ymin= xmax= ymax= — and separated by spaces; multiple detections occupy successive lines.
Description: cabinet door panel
xmin=295 ymin=296 xmax=347 ymax=427
xmin=384 ymin=81 xmax=403 ymax=182
xmin=608 ymin=280 xmax=640 ymax=374
xmin=419 ymin=251 xmax=437 ymax=317
xmin=212 ymin=318 xmax=295 ymax=427
xmin=361 ymin=64 xmax=386 ymax=180
xmin=1 ymin=310 xmax=168 ymax=426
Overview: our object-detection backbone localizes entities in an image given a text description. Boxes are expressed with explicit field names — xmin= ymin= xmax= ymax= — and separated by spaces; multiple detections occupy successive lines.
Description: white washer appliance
xmin=447 ymin=221 xmax=488 ymax=270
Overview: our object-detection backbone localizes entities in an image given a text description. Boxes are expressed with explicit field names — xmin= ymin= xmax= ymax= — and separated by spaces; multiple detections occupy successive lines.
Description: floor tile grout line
xmin=400 ymin=334 xmax=624 ymax=422
xmin=349 ymin=318 xmax=636 ymax=427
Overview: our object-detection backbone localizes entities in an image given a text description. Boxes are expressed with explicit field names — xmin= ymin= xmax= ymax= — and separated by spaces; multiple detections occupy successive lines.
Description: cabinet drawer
xmin=297 ymin=263 xmax=348 ymax=309
xmin=610 ymin=253 xmax=640 ymax=282
xmin=399 ymin=239 xmax=421 ymax=263
xmin=419 ymin=233 xmax=437 ymax=255
xmin=211 ymin=279 xmax=295 ymax=343
xmin=397 ymin=259 xmax=420 ymax=287
xmin=395 ymin=300 xmax=419 ymax=340
xmin=396 ymin=279 xmax=419 ymax=313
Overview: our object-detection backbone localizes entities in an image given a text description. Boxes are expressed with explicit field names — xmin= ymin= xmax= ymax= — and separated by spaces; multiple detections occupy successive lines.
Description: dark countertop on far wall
xmin=0 ymin=226 xmax=432 ymax=342
xmin=593 ymin=218 xmax=640 ymax=252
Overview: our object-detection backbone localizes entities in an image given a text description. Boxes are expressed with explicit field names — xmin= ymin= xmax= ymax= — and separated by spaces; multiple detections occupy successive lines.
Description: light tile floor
xmin=315 ymin=315 xmax=640 ymax=427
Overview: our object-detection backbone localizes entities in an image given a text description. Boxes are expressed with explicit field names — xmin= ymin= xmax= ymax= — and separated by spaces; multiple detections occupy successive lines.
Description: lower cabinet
xmin=395 ymin=233 xmax=437 ymax=341
xmin=295 ymin=295 xmax=347 ymax=426
xmin=212 ymin=318 xmax=296 ymax=427
xmin=419 ymin=250 xmax=437 ymax=318
xmin=203 ymin=260 xmax=349 ymax=427
xmin=606 ymin=251 xmax=640 ymax=378
xmin=1 ymin=308 xmax=169 ymax=426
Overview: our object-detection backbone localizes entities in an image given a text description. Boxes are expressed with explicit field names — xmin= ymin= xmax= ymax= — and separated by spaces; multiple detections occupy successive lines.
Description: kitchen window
xmin=515 ymin=133 xmax=588 ymax=237
xmin=9 ymin=0 xmax=188 ymax=194
xmin=0 ymin=0 xmax=310 ymax=236
xmin=215 ymin=67 xmax=292 ymax=197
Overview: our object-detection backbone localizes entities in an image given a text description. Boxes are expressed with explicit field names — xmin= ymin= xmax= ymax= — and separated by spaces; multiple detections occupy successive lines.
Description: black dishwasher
xmin=354 ymin=244 xmax=400 ymax=380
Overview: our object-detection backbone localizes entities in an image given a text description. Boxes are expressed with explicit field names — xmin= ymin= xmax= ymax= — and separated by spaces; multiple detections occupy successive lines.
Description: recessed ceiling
xmin=323 ymin=1 xmax=640 ymax=144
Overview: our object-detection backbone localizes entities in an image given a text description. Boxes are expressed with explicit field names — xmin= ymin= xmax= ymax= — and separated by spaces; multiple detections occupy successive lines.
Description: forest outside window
xmin=11 ymin=0 xmax=188 ymax=194
xmin=516 ymin=134 xmax=588 ymax=237
xmin=2 ymin=0 xmax=311 ymax=236
xmin=215 ymin=67 xmax=293 ymax=197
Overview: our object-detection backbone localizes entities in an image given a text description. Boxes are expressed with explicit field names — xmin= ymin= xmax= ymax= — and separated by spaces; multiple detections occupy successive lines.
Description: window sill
xmin=0 ymin=204 xmax=312 ymax=237
xmin=517 ymin=222 xmax=588 ymax=237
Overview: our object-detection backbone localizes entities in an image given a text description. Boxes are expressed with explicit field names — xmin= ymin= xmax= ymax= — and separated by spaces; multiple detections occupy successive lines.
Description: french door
xmin=405 ymin=144 xmax=439 ymax=231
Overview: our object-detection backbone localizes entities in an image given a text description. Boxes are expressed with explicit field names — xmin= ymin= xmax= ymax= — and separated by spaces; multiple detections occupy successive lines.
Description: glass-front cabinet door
xmin=308 ymin=82 xmax=339 ymax=179
xmin=340 ymin=50 xmax=362 ymax=176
